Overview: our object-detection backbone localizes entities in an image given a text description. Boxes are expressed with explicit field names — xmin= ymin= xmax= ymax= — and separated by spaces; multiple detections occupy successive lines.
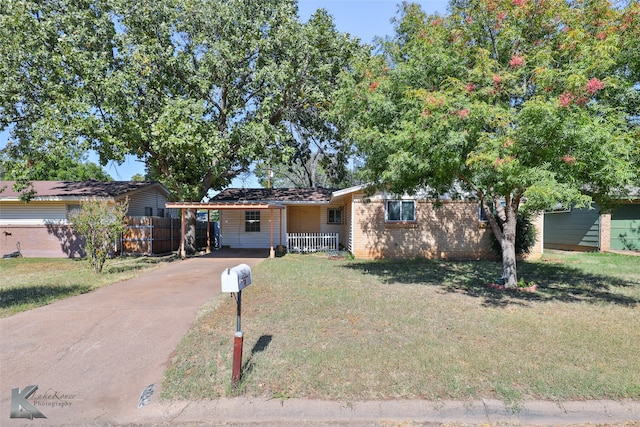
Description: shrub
xmin=68 ymin=198 xmax=128 ymax=273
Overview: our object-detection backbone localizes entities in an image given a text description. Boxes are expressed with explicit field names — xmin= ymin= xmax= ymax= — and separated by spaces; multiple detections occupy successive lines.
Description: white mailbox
xmin=221 ymin=264 xmax=252 ymax=293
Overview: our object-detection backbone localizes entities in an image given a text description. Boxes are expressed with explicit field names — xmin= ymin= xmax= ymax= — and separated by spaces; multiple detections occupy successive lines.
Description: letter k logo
xmin=10 ymin=385 xmax=46 ymax=419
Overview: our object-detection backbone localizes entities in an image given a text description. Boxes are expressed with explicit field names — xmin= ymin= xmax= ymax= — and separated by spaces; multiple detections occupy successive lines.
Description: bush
xmin=68 ymin=198 xmax=128 ymax=273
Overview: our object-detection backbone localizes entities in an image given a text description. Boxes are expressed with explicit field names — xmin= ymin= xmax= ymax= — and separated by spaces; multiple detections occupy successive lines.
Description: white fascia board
xmin=331 ymin=184 xmax=368 ymax=199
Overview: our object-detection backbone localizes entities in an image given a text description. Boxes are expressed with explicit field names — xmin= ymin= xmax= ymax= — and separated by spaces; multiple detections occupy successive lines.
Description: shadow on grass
xmin=241 ymin=335 xmax=273 ymax=380
xmin=342 ymin=258 xmax=639 ymax=307
xmin=103 ymin=255 xmax=179 ymax=274
xmin=0 ymin=284 xmax=92 ymax=310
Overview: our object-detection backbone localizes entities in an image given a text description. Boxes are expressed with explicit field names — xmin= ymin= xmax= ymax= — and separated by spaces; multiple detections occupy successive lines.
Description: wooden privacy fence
xmin=287 ymin=233 xmax=339 ymax=253
xmin=119 ymin=216 xmax=210 ymax=255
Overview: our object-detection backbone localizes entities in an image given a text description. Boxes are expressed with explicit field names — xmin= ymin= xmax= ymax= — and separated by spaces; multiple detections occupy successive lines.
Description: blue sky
xmin=298 ymin=1 xmax=449 ymax=44
xmin=1 ymin=1 xmax=449 ymax=183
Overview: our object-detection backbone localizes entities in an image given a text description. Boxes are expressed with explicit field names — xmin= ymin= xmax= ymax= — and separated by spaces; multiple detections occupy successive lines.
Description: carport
xmin=165 ymin=201 xmax=285 ymax=258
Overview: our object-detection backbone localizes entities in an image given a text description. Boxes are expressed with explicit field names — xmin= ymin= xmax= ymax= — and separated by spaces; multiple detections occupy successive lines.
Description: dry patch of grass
xmin=162 ymin=251 xmax=640 ymax=405
xmin=0 ymin=255 xmax=177 ymax=317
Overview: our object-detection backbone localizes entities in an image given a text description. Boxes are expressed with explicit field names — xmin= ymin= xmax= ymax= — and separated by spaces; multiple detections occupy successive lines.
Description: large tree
xmin=336 ymin=0 xmax=640 ymax=287
xmin=1 ymin=0 xmax=362 ymax=253
xmin=252 ymin=141 xmax=360 ymax=189
xmin=253 ymin=7 xmax=366 ymax=190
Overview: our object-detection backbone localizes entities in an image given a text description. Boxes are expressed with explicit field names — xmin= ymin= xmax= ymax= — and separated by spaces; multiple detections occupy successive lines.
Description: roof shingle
xmin=0 ymin=181 xmax=167 ymax=199
xmin=211 ymin=188 xmax=335 ymax=203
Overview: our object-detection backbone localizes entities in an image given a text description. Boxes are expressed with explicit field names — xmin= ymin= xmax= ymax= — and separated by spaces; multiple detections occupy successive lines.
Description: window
xmin=245 ymin=211 xmax=261 ymax=232
xmin=145 ymin=207 xmax=153 ymax=216
xmin=479 ymin=200 xmax=507 ymax=221
xmin=157 ymin=208 xmax=165 ymax=218
xmin=546 ymin=203 xmax=571 ymax=214
xmin=327 ymin=208 xmax=342 ymax=224
xmin=479 ymin=204 xmax=488 ymax=222
xmin=386 ymin=200 xmax=416 ymax=222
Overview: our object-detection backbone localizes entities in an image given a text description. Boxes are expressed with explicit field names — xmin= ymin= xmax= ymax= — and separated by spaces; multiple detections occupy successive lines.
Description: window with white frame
xmin=386 ymin=200 xmax=416 ymax=222
xmin=245 ymin=210 xmax=261 ymax=232
xmin=327 ymin=208 xmax=342 ymax=224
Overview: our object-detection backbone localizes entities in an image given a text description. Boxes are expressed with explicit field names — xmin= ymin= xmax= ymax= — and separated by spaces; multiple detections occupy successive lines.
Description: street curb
xmin=121 ymin=398 xmax=640 ymax=426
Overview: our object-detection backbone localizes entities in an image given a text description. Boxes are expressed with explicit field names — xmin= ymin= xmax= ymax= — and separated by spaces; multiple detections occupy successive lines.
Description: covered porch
xmin=284 ymin=204 xmax=341 ymax=253
xmin=177 ymin=188 xmax=350 ymax=255
xmin=165 ymin=201 xmax=285 ymax=258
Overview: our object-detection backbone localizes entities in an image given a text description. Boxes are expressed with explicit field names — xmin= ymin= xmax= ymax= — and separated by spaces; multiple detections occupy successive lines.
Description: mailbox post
xmin=221 ymin=264 xmax=252 ymax=384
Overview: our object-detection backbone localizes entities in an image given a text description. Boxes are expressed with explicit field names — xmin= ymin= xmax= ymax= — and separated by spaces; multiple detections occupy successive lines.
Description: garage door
xmin=610 ymin=204 xmax=640 ymax=251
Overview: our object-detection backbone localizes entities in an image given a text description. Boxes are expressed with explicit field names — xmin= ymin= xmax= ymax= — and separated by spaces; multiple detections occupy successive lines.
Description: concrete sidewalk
xmin=2 ymin=250 xmax=639 ymax=426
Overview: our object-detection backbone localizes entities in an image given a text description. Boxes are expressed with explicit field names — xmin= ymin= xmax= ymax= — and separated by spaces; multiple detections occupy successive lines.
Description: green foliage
xmin=253 ymin=157 xmax=361 ymax=189
xmin=68 ymin=198 xmax=128 ymax=273
xmin=252 ymin=8 xmax=366 ymax=189
xmin=130 ymin=173 xmax=148 ymax=182
xmin=0 ymin=0 xmax=117 ymax=168
xmin=1 ymin=0 xmax=363 ymax=200
xmin=1 ymin=144 xmax=111 ymax=181
xmin=335 ymin=0 xmax=640 ymax=286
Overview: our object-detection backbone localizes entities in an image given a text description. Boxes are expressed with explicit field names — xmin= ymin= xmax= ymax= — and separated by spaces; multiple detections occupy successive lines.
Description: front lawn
xmin=0 ymin=255 xmax=178 ymax=317
xmin=162 ymin=251 xmax=640 ymax=407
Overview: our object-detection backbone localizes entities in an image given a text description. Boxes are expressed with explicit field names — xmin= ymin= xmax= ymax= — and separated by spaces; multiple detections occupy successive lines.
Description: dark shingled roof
xmin=211 ymin=188 xmax=335 ymax=203
xmin=0 ymin=181 xmax=168 ymax=199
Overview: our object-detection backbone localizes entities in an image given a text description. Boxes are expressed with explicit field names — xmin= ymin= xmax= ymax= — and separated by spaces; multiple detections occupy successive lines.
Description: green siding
xmin=544 ymin=206 xmax=600 ymax=249
xmin=610 ymin=204 xmax=640 ymax=251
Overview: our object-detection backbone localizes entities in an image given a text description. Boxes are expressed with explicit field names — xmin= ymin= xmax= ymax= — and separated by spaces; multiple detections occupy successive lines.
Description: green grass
xmin=162 ymin=251 xmax=640 ymax=405
xmin=0 ymin=255 xmax=178 ymax=317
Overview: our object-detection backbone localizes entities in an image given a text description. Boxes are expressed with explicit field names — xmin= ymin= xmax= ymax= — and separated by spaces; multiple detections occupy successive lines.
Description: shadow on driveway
xmin=201 ymin=248 xmax=271 ymax=259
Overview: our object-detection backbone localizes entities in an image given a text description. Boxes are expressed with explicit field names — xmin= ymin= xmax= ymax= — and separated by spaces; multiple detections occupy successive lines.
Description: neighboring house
xmin=544 ymin=192 xmax=640 ymax=252
xmin=0 ymin=180 xmax=174 ymax=258
xmin=185 ymin=186 xmax=544 ymax=260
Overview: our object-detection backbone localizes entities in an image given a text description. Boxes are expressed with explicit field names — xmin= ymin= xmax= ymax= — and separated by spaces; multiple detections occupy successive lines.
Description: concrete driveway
xmin=0 ymin=249 xmax=268 ymax=426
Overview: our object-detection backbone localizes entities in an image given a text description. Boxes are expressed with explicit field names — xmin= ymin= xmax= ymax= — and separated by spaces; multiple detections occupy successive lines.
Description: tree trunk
xmin=183 ymin=209 xmax=197 ymax=256
xmin=500 ymin=214 xmax=518 ymax=288
xmin=481 ymin=196 xmax=520 ymax=288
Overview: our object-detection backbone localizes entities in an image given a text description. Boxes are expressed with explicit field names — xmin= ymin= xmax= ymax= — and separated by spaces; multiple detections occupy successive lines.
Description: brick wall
xmin=599 ymin=213 xmax=611 ymax=252
xmin=0 ymin=224 xmax=85 ymax=258
xmin=351 ymin=198 xmax=496 ymax=260
xmin=526 ymin=212 xmax=544 ymax=260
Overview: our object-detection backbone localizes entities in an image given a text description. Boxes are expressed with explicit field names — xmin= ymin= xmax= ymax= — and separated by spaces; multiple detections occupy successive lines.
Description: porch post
xmin=180 ymin=208 xmax=186 ymax=259
xmin=279 ymin=209 xmax=283 ymax=248
xmin=206 ymin=209 xmax=211 ymax=254
xmin=269 ymin=208 xmax=275 ymax=258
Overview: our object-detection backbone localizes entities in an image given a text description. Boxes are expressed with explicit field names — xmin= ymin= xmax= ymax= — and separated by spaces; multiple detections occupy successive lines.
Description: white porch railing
xmin=287 ymin=233 xmax=339 ymax=253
